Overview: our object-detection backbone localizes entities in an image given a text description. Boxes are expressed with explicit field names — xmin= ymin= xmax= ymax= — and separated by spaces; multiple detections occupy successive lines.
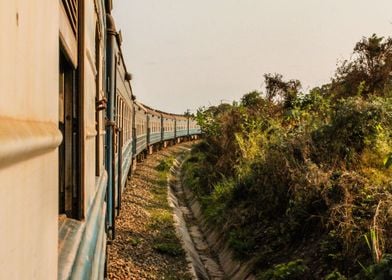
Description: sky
xmin=112 ymin=0 xmax=392 ymax=114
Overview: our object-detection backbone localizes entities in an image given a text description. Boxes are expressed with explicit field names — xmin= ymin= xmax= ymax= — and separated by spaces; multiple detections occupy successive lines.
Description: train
xmin=0 ymin=1 xmax=201 ymax=279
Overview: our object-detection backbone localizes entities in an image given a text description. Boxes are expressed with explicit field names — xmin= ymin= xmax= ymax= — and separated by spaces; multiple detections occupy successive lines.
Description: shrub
xmin=257 ymin=259 xmax=309 ymax=280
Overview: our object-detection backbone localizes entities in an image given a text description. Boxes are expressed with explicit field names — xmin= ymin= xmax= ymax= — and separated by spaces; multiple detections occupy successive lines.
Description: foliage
xmin=241 ymin=91 xmax=263 ymax=108
xmin=155 ymin=157 xmax=174 ymax=172
xmin=332 ymin=34 xmax=392 ymax=99
xmin=153 ymin=242 xmax=184 ymax=257
xmin=257 ymin=259 xmax=309 ymax=280
xmin=384 ymin=153 xmax=392 ymax=168
xmin=185 ymin=34 xmax=392 ymax=278
xmin=324 ymin=270 xmax=347 ymax=280
xmin=356 ymin=254 xmax=392 ymax=279
xmin=311 ymin=96 xmax=392 ymax=166
xmin=264 ymin=73 xmax=302 ymax=109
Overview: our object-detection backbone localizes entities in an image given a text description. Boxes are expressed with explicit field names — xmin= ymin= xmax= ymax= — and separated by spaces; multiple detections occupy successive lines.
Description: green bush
xmin=153 ymin=242 xmax=183 ymax=257
xmin=357 ymin=254 xmax=392 ymax=280
xmin=312 ymin=97 xmax=392 ymax=166
xmin=155 ymin=157 xmax=174 ymax=172
xmin=324 ymin=270 xmax=347 ymax=280
xmin=257 ymin=259 xmax=309 ymax=280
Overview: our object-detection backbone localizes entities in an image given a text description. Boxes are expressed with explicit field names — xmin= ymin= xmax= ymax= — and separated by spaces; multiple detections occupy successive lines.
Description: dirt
xmin=107 ymin=143 xmax=195 ymax=280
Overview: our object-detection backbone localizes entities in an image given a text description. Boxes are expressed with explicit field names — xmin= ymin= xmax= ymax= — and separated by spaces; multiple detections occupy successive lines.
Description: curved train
xmin=0 ymin=1 xmax=200 ymax=279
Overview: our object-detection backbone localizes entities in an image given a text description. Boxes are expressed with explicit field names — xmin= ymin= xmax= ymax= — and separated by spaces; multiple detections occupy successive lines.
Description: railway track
xmin=107 ymin=143 xmax=195 ymax=280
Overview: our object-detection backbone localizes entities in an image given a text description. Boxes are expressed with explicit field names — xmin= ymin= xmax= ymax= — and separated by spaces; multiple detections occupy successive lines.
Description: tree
xmin=241 ymin=91 xmax=262 ymax=108
xmin=263 ymin=73 xmax=301 ymax=109
xmin=333 ymin=34 xmax=392 ymax=98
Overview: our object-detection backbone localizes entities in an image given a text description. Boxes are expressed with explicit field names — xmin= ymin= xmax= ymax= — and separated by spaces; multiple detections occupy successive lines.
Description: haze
xmin=112 ymin=0 xmax=392 ymax=114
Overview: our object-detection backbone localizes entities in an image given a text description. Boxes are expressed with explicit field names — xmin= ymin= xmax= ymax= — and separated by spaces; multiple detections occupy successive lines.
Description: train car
xmin=105 ymin=12 xmax=135 ymax=244
xmin=133 ymin=101 xmax=148 ymax=158
xmin=0 ymin=1 xmax=202 ymax=279
xmin=162 ymin=113 xmax=176 ymax=147
xmin=175 ymin=115 xmax=189 ymax=143
xmin=0 ymin=0 xmax=109 ymax=279
xmin=145 ymin=106 xmax=163 ymax=154
xmin=189 ymin=118 xmax=202 ymax=139
xmin=0 ymin=1 xmax=61 ymax=279
xmin=57 ymin=1 xmax=108 ymax=279
xmin=114 ymin=45 xmax=134 ymax=194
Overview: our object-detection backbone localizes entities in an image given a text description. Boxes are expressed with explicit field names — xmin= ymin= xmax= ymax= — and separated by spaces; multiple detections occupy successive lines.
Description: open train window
xmin=59 ymin=51 xmax=81 ymax=219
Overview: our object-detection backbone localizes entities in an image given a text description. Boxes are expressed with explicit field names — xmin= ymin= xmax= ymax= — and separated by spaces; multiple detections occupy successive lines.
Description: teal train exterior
xmin=0 ymin=0 xmax=201 ymax=279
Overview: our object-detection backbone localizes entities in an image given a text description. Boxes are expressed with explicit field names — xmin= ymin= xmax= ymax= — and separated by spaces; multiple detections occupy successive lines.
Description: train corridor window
xmin=124 ymin=107 xmax=128 ymax=142
xmin=124 ymin=107 xmax=127 ymax=143
xmin=95 ymin=26 xmax=101 ymax=177
xmin=121 ymin=102 xmax=125 ymax=146
xmin=59 ymin=52 xmax=81 ymax=219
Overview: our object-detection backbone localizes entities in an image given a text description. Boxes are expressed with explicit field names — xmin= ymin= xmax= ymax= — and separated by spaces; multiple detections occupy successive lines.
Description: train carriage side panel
xmin=0 ymin=1 xmax=60 ymax=279
xmin=58 ymin=1 xmax=108 ymax=279
xmin=113 ymin=36 xmax=134 ymax=195
xmin=146 ymin=107 xmax=162 ymax=146
xmin=162 ymin=113 xmax=175 ymax=141
xmin=176 ymin=115 xmax=188 ymax=139
xmin=104 ymin=12 xmax=117 ymax=243
xmin=133 ymin=102 xmax=148 ymax=156
xmin=83 ymin=0 xmax=108 ymax=222
xmin=104 ymin=11 xmax=135 ymax=250
xmin=189 ymin=118 xmax=201 ymax=137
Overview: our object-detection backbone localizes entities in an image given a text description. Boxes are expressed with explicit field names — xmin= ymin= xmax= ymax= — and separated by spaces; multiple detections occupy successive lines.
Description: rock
xmin=107 ymin=143 xmax=195 ymax=279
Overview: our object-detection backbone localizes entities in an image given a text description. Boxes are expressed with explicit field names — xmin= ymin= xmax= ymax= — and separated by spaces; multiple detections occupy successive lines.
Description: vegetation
xmin=182 ymin=34 xmax=392 ymax=279
xmin=150 ymin=157 xmax=185 ymax=258
xmin=258 ymin=259 xmax=309 ymax=280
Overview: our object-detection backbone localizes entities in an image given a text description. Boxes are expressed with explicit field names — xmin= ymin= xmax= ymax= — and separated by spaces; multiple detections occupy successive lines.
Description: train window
xmin=116 ymin=96 xmax=119 ymax=127
xmin=121 ymin=101 xmax=125 ymax=145
xmin=124 ymin=106 xmax=127 ymax=142
xmin=95 ymin=25 xmax=101 ymax=177
xmin=121 ymin=99 xmax=124 ymax=130
xmin=126 ymin=106 xmax=128 ymax=141
xmin=128 ymin=108 xmax=131 ymax=140
xmin=114 ymin=95 xmax=118 ymax=154
xmin=59 ymin=51 xmax=81 ymax=219
xmin=118 ymin=99 xmax=121 ymax=143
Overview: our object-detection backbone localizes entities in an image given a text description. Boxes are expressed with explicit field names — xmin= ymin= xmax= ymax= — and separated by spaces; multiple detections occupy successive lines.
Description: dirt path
xmin=107 ymin=143 xmax=195 ymax=280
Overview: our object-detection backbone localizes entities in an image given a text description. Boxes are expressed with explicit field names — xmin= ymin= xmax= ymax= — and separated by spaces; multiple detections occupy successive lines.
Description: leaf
xmin=383 ymin=153 xmax=392 ymax=168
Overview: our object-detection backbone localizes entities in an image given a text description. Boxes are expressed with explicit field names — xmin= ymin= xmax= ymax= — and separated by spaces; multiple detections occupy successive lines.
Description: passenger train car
xmin=0 ymin=1 xmax=200 ymax=279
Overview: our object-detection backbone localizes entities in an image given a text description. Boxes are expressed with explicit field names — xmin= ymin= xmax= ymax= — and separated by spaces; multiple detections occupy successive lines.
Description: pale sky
xmin=112 ymin=0 xmax=392 ymax=114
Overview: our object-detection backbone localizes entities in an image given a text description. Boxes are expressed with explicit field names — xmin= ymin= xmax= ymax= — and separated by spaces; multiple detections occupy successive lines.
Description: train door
xmin=59 ymin=52 xmax=81 ymax=219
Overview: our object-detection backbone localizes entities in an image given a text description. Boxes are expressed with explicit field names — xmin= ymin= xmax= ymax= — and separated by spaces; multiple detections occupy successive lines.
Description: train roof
xmin=138 ymin=102 xmax=191 ymax=120
xmin=134 ymin=101 xmax=148 ymax=112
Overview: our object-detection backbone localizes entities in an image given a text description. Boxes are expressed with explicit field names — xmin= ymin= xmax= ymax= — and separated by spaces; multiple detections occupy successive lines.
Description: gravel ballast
xmin=107 ymin=143 xmax=194 ymax=280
